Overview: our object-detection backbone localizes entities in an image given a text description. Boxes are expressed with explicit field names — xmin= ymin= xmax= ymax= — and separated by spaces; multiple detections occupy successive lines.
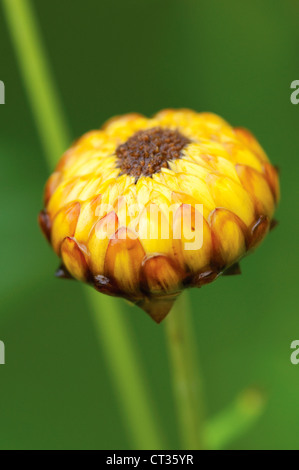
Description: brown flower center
xmin=116 ymin=127 xmax=190 ymax=180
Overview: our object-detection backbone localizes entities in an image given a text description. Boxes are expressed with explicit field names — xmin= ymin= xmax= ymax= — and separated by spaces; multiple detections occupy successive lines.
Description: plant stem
xmin=204 ymin=387 xmax=266 ymax=450
xmin=165 ymin=292 xmax=205 ymax=449
xmin=87 ymin=288 xmax=164 ymax=449
xmin=2 ymin=0 xmax=71 ymax=166
xmin=3 ymin=0 xmax=164 ymax=449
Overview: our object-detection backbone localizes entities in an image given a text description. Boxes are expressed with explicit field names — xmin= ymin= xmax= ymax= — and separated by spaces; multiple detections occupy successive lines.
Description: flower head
xmin=39 ymin=109 xmax=280 ymax=322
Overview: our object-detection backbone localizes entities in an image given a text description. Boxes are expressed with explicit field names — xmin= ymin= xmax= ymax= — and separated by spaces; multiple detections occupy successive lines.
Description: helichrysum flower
xmin=39 ymin=109 xmax=280 ymax=322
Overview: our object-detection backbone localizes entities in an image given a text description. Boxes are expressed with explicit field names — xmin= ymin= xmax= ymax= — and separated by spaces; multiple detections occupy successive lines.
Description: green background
xmin=0 ymin=0 xmax=298 ymax=449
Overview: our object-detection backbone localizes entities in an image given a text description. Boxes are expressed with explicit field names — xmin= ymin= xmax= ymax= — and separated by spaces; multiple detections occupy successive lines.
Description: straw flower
xmin=39 ymin=109 xmax=279 ymax=322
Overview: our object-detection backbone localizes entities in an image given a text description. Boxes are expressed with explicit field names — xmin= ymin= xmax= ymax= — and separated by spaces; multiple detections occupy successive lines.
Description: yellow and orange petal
xmin=39 ymin=109 xmax=280 ymax=323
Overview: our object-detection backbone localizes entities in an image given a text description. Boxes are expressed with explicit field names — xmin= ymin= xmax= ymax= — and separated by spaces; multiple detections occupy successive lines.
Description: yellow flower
xmin=39 ymin=109 xmax=280 ymax=322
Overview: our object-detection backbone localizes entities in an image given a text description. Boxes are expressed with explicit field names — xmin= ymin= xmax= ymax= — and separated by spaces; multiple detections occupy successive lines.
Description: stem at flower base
xmin=87 ymin=288 xmax=164 ymax=449
xmin=3 ymin=0 xmax=164 ymax=449
xmin=165 ymin=292 xmax=205 ymax=450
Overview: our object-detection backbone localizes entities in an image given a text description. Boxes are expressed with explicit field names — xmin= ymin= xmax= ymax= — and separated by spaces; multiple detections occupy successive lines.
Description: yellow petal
xmin=75 ymin=194 xmax=102 ymax=242
xmin=169 ymin=158 xmax=211 ymax=181
xmin=61 ymin=237 xmax=89 ymax=282
xmin=137 ymin=203 xmax=173 ymax=257
xmin=209 ymin=208 xmax=246 ymax=267
xmin=44 ymin=171 xmax=62 ymax=206
xmin=207 ymin=174 xmax=255 ymax=226
xmin=47 ymin=177 xmax=88 ymax=218
xmin=153 ymin=108 xmax=197 ymax=128
xmin=141 ymin=254 xmax=184 ymax=295
xmin=225 ymin=141 xmax=263 ymax=172
xmin=104 ymin=227 xmax=145 ymax=294
xmin=234 ymin=127 xmax=269 ymax=163
xmin=173 ymin=204 xmax=212 ymax=273
xmin=176 ymin=173 xmax=215 ymax=212
xmin=51 ymin=202 xmax=81 ymax=255
xmin=87 ymin=211 xmax=119 ymax=275
xmin=103 ymin=113 xmax=148 ymax=141
xmin=236 ymin=164 xmax=275 ymax=217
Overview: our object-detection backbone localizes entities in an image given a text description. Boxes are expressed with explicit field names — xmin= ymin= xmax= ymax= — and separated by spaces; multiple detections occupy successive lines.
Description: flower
xmin=39 ymin=109 xmax=280 ymax=322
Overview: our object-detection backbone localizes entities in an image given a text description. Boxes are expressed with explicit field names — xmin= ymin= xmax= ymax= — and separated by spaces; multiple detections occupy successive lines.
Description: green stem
xmin=3 ymin=0 xmax=164 ymax=449
xmin=87 ymin=288 xmax=164 ymax=449
xmin=2 ymin=0 xmax=71 ymax=166
xmin=204 ymin=387 xmax=266 ymax=450
xmin=165 ymin=292 xmax=205 ymax=449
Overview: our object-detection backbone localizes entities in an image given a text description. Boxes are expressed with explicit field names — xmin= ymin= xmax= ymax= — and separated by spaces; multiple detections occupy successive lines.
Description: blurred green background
xmin=0 ymin=0 xmax=298 ymax=450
